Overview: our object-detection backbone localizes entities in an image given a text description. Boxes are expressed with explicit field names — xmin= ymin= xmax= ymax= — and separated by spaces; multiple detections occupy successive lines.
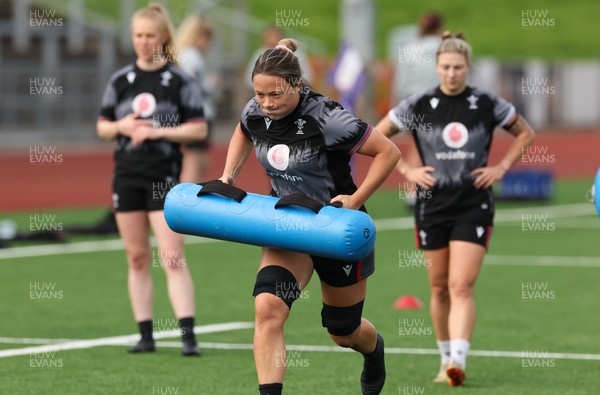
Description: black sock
xmin=258 ymin=383 xmax=283 ymax=395
xmin=364 ymin=334 xmax=383 ymax=360
xmin=138 ymin=320 xmax=153 ymax=341
xmin=179 ymin=317 xmax=195 ymax=342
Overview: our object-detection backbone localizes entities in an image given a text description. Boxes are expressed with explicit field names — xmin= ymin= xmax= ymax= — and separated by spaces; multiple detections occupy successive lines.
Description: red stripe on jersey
xmin=349 ymin=124 xmax=373 ymax=155
xmin=414 ymin=224 xmax=421 ymax=249
xmin=484 ymin=225 xmax=493 ymax=249
xmin=356 ymin=259 xmax=363 ymax=282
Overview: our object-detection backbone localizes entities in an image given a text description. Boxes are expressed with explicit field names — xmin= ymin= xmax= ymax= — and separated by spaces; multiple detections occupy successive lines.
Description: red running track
xmin=2 ymin=130 xmax=599 ymax=211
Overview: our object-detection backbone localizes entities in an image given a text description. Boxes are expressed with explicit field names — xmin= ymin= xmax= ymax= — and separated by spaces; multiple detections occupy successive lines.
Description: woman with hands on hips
xmin=376 ymin=31 xmax=535 ymax=387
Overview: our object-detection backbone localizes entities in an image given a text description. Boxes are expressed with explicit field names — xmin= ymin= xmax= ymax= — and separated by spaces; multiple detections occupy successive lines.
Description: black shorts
xmin=415 ymin=187 xmax=494 ymax=250
xmin=112 ymin=176 xmax=178 ymax=212
xmin=415 ymin=222 xmax=493 ymax=250
xmin=311 ymin=249 xmax=375 ymax=287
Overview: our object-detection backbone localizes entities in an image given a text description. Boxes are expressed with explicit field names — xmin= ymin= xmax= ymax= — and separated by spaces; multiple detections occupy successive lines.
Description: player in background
xmin=376 ymin=32 xmax=535 ymax=386
xmin=393 ymin=11 xmax=444 ymax=103
xmin=392 ymin=12 xmax=444 ymax=209
xmin=220 ymin=38 xmax=400 ymax=395
xmin=97 ymin=3 xmax=206 ymax=356
xmin=176 ymin=14 xmax=220 ymax=183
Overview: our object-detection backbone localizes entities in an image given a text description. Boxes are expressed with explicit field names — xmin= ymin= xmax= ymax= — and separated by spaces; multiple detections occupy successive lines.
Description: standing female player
xmin=376 ymin=32 xmax=535 ymax=386
xmin=176 ymin=14 xmax=219 ymax=183
xmin=97 ymin=3 xmax=207 ymax=356
xmin=220 ymin=39 xmax=400 ymax=395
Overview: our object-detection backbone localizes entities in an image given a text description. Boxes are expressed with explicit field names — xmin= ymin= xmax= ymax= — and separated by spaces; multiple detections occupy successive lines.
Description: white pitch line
xmin=0 ymin=235 xmax=221 ymax=260
xmin=122 ymin=341 xmax=600 ymax=362
xmin=485 ymin=255 xmax=600 ymax=267
xmin=374 ymin=203 xmax=596 ymax=231
xmin=494 ymin=203 xmax=594 ymax=221
xmin=3 ymin=335 xmax=599 ymax=362
xmin=0 ymin=322 xmax=253 ymax=358
xmin=0 ymin=203 xmax=595 ymax=261
xmin=0 ymin=239 xmax=124 ymax=260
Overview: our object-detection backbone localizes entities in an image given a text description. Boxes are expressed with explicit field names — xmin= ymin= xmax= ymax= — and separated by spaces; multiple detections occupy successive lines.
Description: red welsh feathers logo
xmin=442 ymin=122 xmax=468 ymax=149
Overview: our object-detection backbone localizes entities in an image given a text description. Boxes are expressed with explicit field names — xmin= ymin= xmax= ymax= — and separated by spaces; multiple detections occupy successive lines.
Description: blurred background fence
xmin=0 ymin=0 xmax=598 ymax=147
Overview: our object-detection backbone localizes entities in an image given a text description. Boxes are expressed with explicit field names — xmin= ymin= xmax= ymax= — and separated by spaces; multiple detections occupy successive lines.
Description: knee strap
xmin=253 ymin=266 xmax=300 ymax=310
xmin=321 ymin=300 xmax=364 ymax=336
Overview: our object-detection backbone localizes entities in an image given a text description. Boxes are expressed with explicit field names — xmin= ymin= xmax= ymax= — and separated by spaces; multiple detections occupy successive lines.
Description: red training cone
xmin=394 ymin=295 xmax=423 ymax=310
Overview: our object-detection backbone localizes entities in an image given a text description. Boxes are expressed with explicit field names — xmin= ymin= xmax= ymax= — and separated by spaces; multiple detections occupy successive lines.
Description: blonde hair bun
xmin=276 ymin=38 xmax=298 ymax=53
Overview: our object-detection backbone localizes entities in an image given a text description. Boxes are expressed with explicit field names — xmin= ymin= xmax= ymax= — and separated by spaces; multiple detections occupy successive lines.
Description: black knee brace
xmin=253 ymin=266 xmax=301 ymax=310
xmin=321 ymin=300 xmax=364 ymax=336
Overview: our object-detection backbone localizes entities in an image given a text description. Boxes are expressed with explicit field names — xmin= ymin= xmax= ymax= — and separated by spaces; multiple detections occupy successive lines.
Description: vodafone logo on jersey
xmin=131 ymin=93 xmax=156 ymax=118
xmin=442 ymin=122 xmax=469 ymax=149
xmin=267 ymin=144 xmax=290 ymax=171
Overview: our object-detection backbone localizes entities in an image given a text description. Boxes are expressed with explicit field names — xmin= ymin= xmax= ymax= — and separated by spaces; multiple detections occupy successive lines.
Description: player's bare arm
xmin=471 ymin=114 xmax=536 ymax=189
